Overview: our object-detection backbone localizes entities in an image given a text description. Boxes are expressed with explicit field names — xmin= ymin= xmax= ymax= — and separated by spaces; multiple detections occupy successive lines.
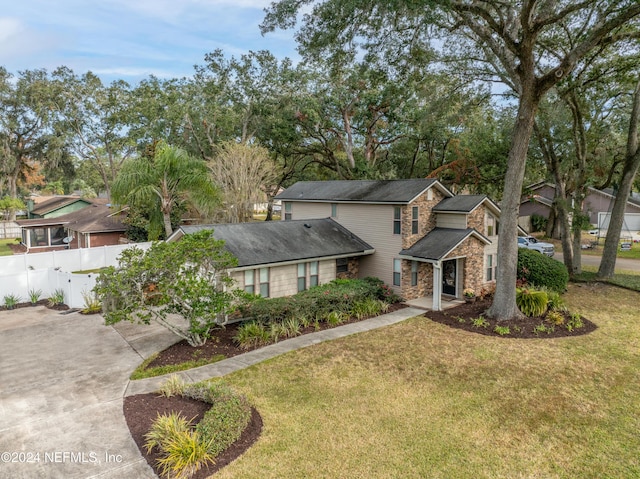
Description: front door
xmin=442 ymin=259 xmax=457 ymax=296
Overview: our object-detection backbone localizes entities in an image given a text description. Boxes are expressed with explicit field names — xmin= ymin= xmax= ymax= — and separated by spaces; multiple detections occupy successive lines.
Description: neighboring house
xmin=16 ymin=203 xmax=128 ymax=252
xmin=26 ymin=196 xmax=94 ymax=219
xmin=167 ymin=219 xmax=374 ymax=298
xmin=520 ymin=182 xmax=640 ymax=231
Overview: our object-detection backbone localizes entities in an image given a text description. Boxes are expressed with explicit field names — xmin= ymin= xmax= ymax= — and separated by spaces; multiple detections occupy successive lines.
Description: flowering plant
xmin=463 ymin=288 xmax=475 ymax=298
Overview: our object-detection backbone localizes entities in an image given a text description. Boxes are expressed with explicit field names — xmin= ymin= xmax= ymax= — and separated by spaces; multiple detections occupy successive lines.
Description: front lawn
xmin=215 ymin=283 xmax=640 ymax=478
xmin=0 ymin=238 xmax=18 ymax=256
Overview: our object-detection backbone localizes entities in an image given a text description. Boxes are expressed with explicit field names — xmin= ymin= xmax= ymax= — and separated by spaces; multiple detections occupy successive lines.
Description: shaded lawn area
xmin=214 ymin=283 xmax=640 ymax=479
xmin=0 ymin=238 xmax=17 ymax=256
xmin=576 ymin=265 xmax=640 ymax=291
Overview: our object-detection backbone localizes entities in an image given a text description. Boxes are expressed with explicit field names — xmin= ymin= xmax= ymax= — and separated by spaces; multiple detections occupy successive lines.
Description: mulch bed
xmin=146 ymin=302 xmax=408 ymax=369
xmin=123 ymin=393 xmax=263 ymax=478
xmin=424 ymin=296 xmax=597 ymax=338
xmin=124 ymin=302 xmax=407 ymax=477
xmin=0 ymin=300 xmax=69 ymax=312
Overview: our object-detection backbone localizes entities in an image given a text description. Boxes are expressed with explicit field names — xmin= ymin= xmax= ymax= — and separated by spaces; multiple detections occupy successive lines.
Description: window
xmin=336 ymin=257 xmax=349 ymax=273
xmin=412 ymin=206 xmax=419 ymax=234
xmin=331 ymin=203 xmax=337 ymax=218
xmin=486 ymin=213 xmax=499 ymax=237
xmin=297 ymin=263 xmax=306 ymax=292
xmin=393 ymin=207 xmax=401 ymax=235
xmin=259 ymin=267 xmax=269 ymax=297
xmin=244 ymin=270 xmax=255 ymax=294
xmin=411 ymin=261 xmax=418 ymax=286
xmin=310 ymin=261 xmax=319 ymax=287
xmin=486 ymin=254 xmax=497 ymax=281
xmin=393 ymin=259 xmax=401 ymax=286
xmin=284 ymin=202 xmax=292 ymax=221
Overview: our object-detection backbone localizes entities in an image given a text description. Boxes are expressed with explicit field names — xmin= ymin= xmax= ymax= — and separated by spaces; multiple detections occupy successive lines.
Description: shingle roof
xmin=30 ymin=196 xmax=93 ymax=216
xmin=433 ymin=195 xmax=487 ymax=213
xmin=276 ymin=179 xmax=448 ymax=204
xmin=17 ymin=205 xmax=127 ymax=233
xmin=399 ymin=228 xmax=490 ymax=261
xmin=174 ymin=219 xmax=374 ymax=268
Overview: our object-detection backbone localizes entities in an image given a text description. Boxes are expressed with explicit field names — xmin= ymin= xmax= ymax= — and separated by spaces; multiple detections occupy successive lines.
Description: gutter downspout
xmin=432 ymin=260 xmax=442 ymax=311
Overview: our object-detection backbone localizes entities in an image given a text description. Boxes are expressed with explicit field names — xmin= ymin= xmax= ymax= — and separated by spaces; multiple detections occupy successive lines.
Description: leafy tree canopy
xmin=94 ymin=230 xmax=240 ymax=347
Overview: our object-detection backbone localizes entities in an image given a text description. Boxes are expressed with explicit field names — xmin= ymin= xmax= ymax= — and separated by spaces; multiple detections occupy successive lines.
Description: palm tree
xmin=112 ymin=142 xmax=219 ymax=239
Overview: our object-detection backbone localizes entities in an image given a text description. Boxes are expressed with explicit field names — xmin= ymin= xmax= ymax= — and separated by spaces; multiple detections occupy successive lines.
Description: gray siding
xmin=436 ymin=213 xmax=467 ymax=229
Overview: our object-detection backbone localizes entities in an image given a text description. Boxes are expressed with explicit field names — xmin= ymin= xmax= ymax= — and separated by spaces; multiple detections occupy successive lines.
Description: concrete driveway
xmin=0 ymin=306 xmax=180 ymax=479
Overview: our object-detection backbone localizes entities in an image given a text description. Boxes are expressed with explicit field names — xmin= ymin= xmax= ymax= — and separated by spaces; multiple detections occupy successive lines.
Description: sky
xmin=0 ymin=0 xmax=299 ymax=84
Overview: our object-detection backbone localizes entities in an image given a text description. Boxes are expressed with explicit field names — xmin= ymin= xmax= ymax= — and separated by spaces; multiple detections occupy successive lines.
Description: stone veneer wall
xmin=401 ymin=188 xmax=445 ymax=249
xmin=466 ymin=204 xmax=486 ymax=234
xmin=443 ymin=235 xmax=485 ymax=296
xmin=400 ymin=260 xmax=434 ymax=300
xmin=336 ymin=257 xmax=359 ymax=280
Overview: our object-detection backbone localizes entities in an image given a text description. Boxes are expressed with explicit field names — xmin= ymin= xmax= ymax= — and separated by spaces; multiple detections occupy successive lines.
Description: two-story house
xmin=169 ymin=179 xmax=502 ymax=310
xmin=276 ymin=179 xmax=500 ymax=310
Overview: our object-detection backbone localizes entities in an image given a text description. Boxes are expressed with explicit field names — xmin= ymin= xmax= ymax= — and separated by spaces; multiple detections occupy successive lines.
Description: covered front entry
xmin=442 ymin=259 xmax=457 ymax=296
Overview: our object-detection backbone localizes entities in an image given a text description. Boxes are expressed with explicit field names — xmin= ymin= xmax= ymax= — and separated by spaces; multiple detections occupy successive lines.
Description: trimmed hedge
xmin=517 ymin=248 xmax=568 ymax=293
xmin=237 ymin=277 xmax=400 ymax=324
xmin=182 ymin=381 xmax=252 ymax=458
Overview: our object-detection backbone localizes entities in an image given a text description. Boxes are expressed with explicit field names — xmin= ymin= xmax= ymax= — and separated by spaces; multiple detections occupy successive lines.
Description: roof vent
xmin=304 ymin=223 xmax=311 ymax=228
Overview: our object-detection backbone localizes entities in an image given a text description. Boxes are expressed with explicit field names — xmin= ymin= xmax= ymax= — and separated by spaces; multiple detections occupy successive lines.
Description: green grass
xmin=575 ymin=265 xmax=640 ymax=291
xmin=0 ymin=238 xmax=19 ymax=256
xmin=212 ymin=284 xmax=640 ymax=479
xmin=130 ymin=352 xmax=226 ymax=380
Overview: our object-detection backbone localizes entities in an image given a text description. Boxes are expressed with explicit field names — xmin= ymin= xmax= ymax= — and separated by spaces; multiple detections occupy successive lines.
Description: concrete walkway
xmin=0 ymin=304 xmax=425 ymax=479
xmin=125 ymin=306 xmax=425 ymax=396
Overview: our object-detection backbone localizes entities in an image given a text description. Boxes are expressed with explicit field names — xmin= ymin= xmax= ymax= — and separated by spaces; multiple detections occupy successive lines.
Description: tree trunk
xmin=487 ymin=93 xmax=538 ymax=321
xmin=598 ymin=80 xmax=640 ymax=279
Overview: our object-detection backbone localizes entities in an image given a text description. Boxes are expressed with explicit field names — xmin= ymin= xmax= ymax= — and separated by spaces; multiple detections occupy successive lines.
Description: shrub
xmin=516 ymin=288 xmax=548 ymax=317
xmin=517 ymin=248 xmax=568 ymax=292
xmin=144 ymin=412 xmax=192 ymax=454
xmin=530 ymin=214 xmax=548 ymax=232
xmin=156 ymin=429 xmax=213 ymax=479
xmin=533 ymin=323 xmax=554 ymax=335
xmin=3 ymin=293 xmax=21 ymax=309
xmin=28 ymin=289 xmax=43 ymax=304
xmin=545 ymin=310 xmax=565 ymax=326
xmin=566 ymin=313 xmax=584 ymax=332
xmin=157 ymin=374 xmax=186 ymax=398
xmin=544 ymin=288 xmax=567 ymax=312
xmin=81 ymin=291 xmax=102 ymax=314
xmin=182 ymin=381 xmax=252 ymax=458
xmin=472 ymin=316 xmax=489 ymax=328
xmin=324 ymin=310 xmax=349 ymax=326
xmin=234 ymin=321 xmax=270 ymax=349
xmin=493 ymin=325 xmax=511 ymax=336
xmin=237 ymin=278 xmax=397 ymax=325
xmin=350 ymin=298 xmax=383 ymax=320
xmin=144 ymin=412 xmax=214 ymax=479
xmin=48 ymin=289 xmax=66 ymax=306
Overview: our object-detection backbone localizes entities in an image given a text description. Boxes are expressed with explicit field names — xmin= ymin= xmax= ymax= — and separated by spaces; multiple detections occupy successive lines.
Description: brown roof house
xmin=16 ymin=203 xmax=128 ymax=252
xmin=519 ymin=182 xmax=640 ymax=233
xmin=170 ymin=179 xmax=505 ymax=310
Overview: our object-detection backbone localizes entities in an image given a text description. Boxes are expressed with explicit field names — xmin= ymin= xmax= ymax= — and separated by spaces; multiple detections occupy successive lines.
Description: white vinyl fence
xmin=0 ymin=242 xmax=153 ymax=308
xmin=0 ymin=221 xmax=21 ymax=240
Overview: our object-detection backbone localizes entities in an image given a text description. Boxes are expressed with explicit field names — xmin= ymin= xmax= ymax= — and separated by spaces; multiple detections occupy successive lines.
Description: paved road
xmin=0 ymin=307 xmax=180 ymax=479
xmin=554 ymin=252 xmax=640 ymax=272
